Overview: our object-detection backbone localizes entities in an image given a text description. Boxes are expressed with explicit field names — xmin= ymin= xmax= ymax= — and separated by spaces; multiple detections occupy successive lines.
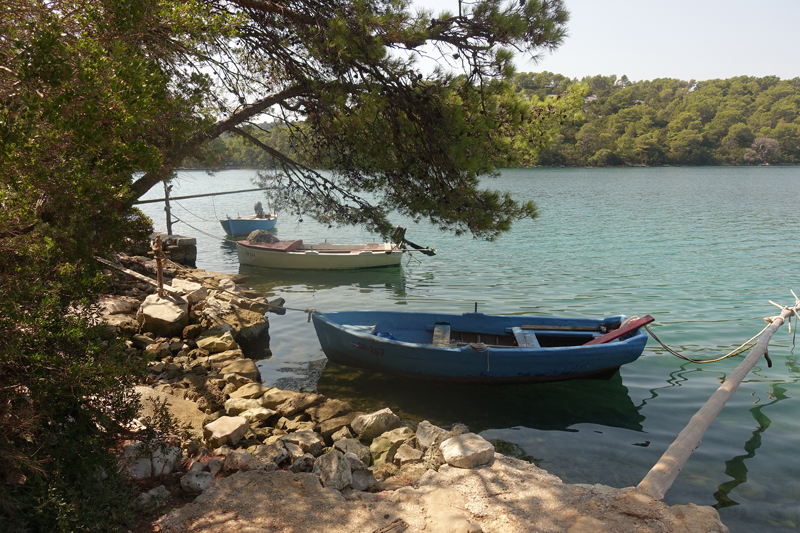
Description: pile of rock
xmin=102 ymin=255 xmax=730 ymax=533
xmin=102 ymin=256 xmax=494 ymax=499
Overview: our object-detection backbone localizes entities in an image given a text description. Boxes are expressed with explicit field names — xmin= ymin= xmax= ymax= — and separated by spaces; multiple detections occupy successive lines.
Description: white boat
xmin=236 ymin=239 xmax=404 ymax=270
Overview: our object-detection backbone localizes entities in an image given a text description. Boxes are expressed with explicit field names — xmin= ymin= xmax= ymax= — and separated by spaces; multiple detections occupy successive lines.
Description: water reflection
xmin=713 ymin=383 xmax=789 ymax=508
xmin=237 ymin=264 xmax=406 ymax=294
xmin=316 ymin=361 xmax=645 ymax=433
xmin=638 ymin=366 xmax=708 ymax=409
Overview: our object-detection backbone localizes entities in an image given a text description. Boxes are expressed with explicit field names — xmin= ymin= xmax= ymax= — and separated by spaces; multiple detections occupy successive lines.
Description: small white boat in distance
xmin=236 ymin=239 xmax=404 ymax=270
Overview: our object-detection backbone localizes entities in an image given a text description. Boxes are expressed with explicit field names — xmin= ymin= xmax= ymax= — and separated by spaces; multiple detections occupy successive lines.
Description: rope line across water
xmin=625 ymin=315 xmax=778 ymax=365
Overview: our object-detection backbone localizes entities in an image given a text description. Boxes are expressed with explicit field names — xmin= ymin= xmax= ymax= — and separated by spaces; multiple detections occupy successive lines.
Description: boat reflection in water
xmin=237 ymin=264 xmax=406 ymax=295
xmin=316 ymin=361 xmax=644 ymax=434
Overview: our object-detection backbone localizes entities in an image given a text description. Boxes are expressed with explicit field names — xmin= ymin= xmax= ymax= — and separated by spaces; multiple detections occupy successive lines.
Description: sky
xmin=413 ymin=0 xmax=799 ymax=82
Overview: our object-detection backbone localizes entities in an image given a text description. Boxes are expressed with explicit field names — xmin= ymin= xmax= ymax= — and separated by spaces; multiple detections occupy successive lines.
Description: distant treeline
xmin=197 ymin=73 xmax=800 ymax=168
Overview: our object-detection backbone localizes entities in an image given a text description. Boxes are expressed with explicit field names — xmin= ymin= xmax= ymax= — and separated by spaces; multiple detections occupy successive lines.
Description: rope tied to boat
xmin=629 ymin=309 xmax=796 ymax=367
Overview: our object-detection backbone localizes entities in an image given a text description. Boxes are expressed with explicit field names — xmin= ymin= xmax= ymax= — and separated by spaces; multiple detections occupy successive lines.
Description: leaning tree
xmin=129 ymin=0 xmax=583 ymax=240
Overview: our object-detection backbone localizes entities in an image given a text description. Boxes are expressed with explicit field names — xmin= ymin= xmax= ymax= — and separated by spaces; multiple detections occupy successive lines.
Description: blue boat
xmin=311 ymin=311 xmax=652 ymax=383
xmin=219 ymin=214 xmax=277 ymax=237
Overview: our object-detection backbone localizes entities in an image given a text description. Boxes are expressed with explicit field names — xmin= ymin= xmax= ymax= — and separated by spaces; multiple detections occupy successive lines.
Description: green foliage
xmin=131 ymin=0 xmax=576 ymax=240
xmin=1 ymin=1 xmax=578 ymax=528
xmin=0 ymin=0 xmax=225 ymax=530
xmin=525 ymin=74 xmax=800 ymax=166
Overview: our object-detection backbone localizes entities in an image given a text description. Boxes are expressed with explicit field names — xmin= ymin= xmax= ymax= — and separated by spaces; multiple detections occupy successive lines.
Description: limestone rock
xmin=131 ymin=334 xmax=157 ymax=349
xmin=203 ymin=416 xmax=250 ymax=448
xmin=276 ymin=392 xmax=324 ymax=418
xmin=334 ymin=438 xmax=371 ymax=467
xmin=218 ymin=359 xmax=259 ymax=382
xmin=319 ymin=412 xmax=360 ymax=443
xmin=223 ymin=373 xmax=254 ymax=388
xmin=313 ymin=449 xmax=352 ymax=490
xmin=182 ymin=324 xmax=204 ymax=340
xmin=240 ymin=407 xmax=276 ymax=424
xmin=169 ymin=278 xmax=208 ymax=304
xmin=394 ymin=443 xmax=423 ymax=466
xmin=207 ymin=349 xmax=244 ymax=366
xmin=138 ymin=485 xmax=172 ymax=507
xmin=370 ymin=427 xmax=414 ymax=467
xmin=280 ymin=429 xmax=324 ymax=457
xmin=290 ymin=454 xmax=316 ymax=473
xmin=440 ymin=433 xmax=495 ymax=469
xmin=251 ymin=442 xmax=290 ymax=466
xmin=344 ymin=452 xmax=377 ymax=491
xmin=240 ymin=457 xmax=278 ymax=472
xmin=229 ymin=383 xmax=268 ymax=399
xmin=306 ymin=398 xmax=353 ymax=423
xmin=207 ymin=457 xmax=223 ymax=477
xmin=276 ymin=416 xmax=315 ymax=433
xmin=201 ymin=299 xmax=268 ymax=345
xmin=137 ymin=293 xmax=189 ymax=338
xmin=196 ymin=331 xmax=238 ymax=354
xmin=668 ymin=503 xmax=730 ymax=533
xmin=223 ymin=450 xmax=253 ymax=472
xmin=224 ymin=397 xmax=262 ymax=416
xmin=104 ymin=313 xmax=140 ymax=335
xmin=136 ymin=386 xmax=205 ymax=439
xmin=151 ymin=446 xmax=183 ymax=477
xmin=260 ymin=389 xmax=299 ymax=409
xmin=118 ymin=443 xmax=182 ymax=479
xmin=282 ymin=440 xmax=306 ymax=462
xmin=100 ymin=295 xmax=139 ymax=315
xmin=180 ymin=471 xmax=214 ymax=494
xmin=351 ymin=408 xmax=401 ymax=440
xmin=330 ymin=425 xmax=354 ymax=443
xmin=416 ymin=420 xmax=448 ymax=450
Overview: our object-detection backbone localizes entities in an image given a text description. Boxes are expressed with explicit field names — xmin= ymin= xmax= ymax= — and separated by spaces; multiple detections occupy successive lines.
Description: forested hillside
xmin=519 ymin=73 xmax=800 ymax=166
xmin=205 ymin=74 xmax=800 ymax=168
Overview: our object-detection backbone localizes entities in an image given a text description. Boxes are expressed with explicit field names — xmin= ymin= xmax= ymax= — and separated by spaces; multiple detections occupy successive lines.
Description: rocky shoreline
xmin=99 ymin=252 xmax=730 ymax=533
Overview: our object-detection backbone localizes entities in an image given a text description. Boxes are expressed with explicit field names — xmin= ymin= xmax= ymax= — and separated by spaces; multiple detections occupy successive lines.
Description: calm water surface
xmin=139 ymin=167 xmax=800 ymax=532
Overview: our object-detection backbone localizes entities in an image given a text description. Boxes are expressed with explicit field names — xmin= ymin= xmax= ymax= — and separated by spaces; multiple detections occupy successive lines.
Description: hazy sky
xmin=414 ymin=0 xmax=799 ymax=82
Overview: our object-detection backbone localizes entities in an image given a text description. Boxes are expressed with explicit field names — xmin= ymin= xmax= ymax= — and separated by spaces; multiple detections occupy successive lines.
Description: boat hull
xmin=220 ymin=215 xmax=277 ymax=237
xmin=236 ymin=240 xmax=403 ymax=270
xmin=312 ymin=311 xmax=649 ymax=383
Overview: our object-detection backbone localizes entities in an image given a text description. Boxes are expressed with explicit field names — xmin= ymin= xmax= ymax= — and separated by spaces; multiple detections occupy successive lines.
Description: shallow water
xmin=139 ymin=166 xmax=800 ymax=532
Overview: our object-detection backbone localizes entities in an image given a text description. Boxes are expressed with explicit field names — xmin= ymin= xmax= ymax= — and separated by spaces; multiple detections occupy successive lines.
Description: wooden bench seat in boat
xmin=432 ymin=323 xmax=451 ymax=346
xmin=510 ymin=326 xmax=541 ymax=348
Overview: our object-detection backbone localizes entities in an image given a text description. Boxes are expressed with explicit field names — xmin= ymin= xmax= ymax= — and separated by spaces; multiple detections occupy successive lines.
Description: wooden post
xmin=163 ymin=182 xmax=173 ymax=235
xmin=637 ymin=300 xmax=798 ymax=500
xmin=153 ymin=236 xmax=165 ymax=298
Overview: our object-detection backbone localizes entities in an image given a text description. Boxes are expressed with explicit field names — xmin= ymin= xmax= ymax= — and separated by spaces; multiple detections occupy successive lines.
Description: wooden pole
xmin=133 ymin=187 xmax=268 ymax=205
xmin=163 ymin=182 xmax=173 ymax=235
xmin=153 ymin=236 xmax=165 ymax=298
xmin=637 ymin=300 xmax=798 ymax=500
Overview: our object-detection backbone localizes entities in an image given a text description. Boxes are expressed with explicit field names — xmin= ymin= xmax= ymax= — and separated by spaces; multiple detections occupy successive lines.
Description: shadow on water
xmin=316 ymin=361 xmax=645 ymax=433
xmin=237 ymin=264 xmax=406 ymax=294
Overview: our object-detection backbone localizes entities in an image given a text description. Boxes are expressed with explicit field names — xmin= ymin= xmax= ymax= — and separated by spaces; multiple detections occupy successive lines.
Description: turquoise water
xmin=139 ymin=167 xmax=800 ymax=532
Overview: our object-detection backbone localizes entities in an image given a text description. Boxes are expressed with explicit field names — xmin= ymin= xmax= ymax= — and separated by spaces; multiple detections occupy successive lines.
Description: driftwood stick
xmin=637 ymin=302 xmax=797 ymax=500
xmin=93 ymin=256 xmax=182 ymax=298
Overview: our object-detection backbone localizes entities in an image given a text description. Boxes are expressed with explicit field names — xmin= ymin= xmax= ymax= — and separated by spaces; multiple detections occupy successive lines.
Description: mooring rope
xmin=626 ymin=314 xmax=782 ymax=365
xmin=172 ymin=219 xmax=239 ymax=243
